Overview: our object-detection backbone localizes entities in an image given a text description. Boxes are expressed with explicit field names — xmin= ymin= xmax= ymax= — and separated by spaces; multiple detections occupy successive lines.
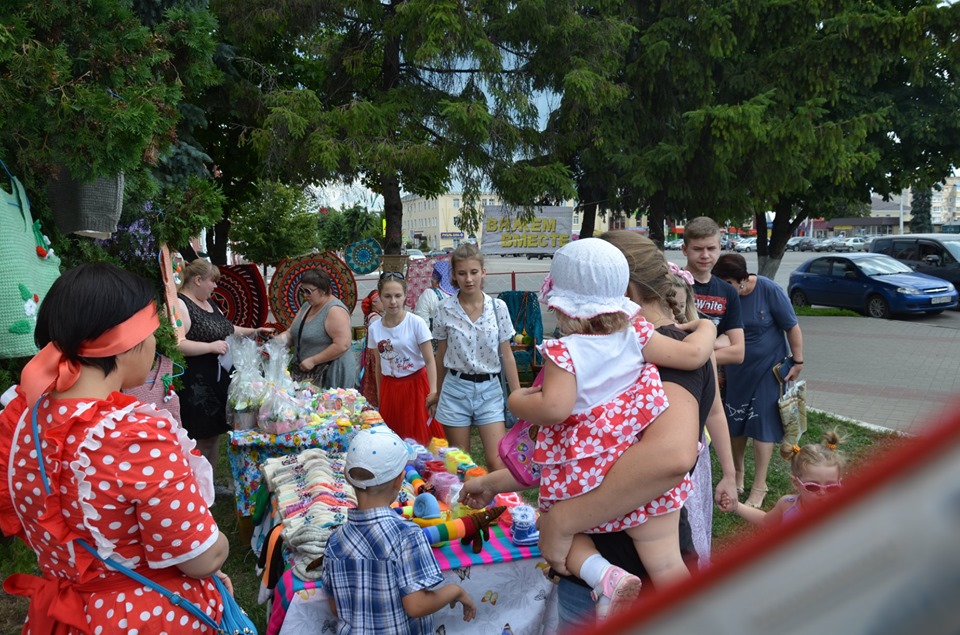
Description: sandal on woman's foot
xmin=735 ymin=471 xmax=745 ymax=496
xmin=591 ymin=565 xmax=642 ymax=620
xmin=745 ymin=487 xmax=768 ymax=509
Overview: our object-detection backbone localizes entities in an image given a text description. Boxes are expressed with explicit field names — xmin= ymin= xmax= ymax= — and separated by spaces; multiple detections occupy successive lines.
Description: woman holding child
xmin=462 ymin=235 xmax=733 ymax=626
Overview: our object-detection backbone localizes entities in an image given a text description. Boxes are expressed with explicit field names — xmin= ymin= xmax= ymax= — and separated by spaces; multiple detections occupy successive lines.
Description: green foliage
xmin=151 ymin=175 xmax=225 ymax=248
xmin=792 ymin=306 xmax=862 ymax=318
xmin=0 ymin=357 xmax=28 ymax=395
xmin=229 ymin=180 xmax=318 ymax=265
xmin=218 ymin=0 xmax=560 ymax=254
xmin=154 ymin=309 xmax=185 ymax=391
xmin=0 ymin=1 xmax=220 ymax=180
xmin=317 ymin=204 xmax=382 ymax=252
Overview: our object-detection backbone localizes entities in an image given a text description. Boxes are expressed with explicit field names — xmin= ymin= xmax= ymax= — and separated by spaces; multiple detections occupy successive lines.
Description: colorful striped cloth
xmin=431 ymin=524 xmax=540 ymax=569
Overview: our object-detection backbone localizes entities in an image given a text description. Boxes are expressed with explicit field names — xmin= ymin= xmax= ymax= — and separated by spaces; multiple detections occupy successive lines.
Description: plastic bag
xmin=227 ymin=335 xmax=265 ymax=430
xmin=258 ymin=338 xmax=301 ymax=434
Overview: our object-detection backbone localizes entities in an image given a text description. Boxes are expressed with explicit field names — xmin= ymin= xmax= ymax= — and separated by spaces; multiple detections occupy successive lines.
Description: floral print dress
xmin=0 ymin=390 xmax=223 ymax=634
xmin=535 ymin=318 xmax=693 ymax=533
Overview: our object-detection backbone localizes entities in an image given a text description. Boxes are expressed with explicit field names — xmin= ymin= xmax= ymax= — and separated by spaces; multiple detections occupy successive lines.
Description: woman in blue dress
xmin=712 ymin=253 xmax=804 ymax=509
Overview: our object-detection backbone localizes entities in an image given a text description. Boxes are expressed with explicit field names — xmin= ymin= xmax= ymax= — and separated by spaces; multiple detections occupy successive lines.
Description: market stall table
xmin=268 ymin=525 xmax=558 ymax=635
xmin=228 ymin=426 xmax=352 ymax=541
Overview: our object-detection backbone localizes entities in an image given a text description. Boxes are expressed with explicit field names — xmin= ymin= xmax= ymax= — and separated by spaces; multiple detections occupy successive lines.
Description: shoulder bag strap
xmin=295 ymin=307 xmax=311 ymax=360
xmin=30 ymin=397 xmax=222 ymax=633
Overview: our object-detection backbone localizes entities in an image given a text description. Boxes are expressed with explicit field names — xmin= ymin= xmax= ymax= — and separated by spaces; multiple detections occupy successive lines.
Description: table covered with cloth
xmin=228 ymin=427 xmax=353 ymax=517
xmin=268 ymin=524 xmax=558 ymax=635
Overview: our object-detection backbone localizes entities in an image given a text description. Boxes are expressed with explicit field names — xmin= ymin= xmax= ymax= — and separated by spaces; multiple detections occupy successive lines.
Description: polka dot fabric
xmin=534 ymin=319 xmax=691 ymax=533
xmin=0 ymin=390 xmax=223 ymax=633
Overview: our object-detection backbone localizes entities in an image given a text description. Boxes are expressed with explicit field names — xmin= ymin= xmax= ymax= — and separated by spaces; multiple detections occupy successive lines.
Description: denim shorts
xmin=435 ymin=372 xmax=505 ymax=427
xmin=557 ymin=577 xmax=596 ymax=630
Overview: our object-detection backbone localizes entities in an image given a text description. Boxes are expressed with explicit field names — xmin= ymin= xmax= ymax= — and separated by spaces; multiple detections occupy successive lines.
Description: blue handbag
xmin=30 ymin=398 xmax=257 ymax=634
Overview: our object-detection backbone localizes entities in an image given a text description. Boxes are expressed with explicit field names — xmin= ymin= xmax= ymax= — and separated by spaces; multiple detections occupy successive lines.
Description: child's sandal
xmin=591 ymin=566 xmax=642 ymax=620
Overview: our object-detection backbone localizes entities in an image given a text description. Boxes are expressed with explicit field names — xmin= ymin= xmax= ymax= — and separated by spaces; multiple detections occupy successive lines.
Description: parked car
xmin=871 ymin=233 xmax=960 ymax=293
xmin=721 ymin=236 xmax=739 ymax=250
xmin=526 ymin=252 xmax=554 ymax=260
xmin=426 ymin=249 xmax=448 ymax=257
xmin=834 ymin=237 xmax=870 ymax=253
xmin=664 ymin=238 xmax=684 ymax=250
xmin=405 ymin=248 xmax=426 ymax=260
xmin=788 ymin=253 xmax=957 ymax=318
xmin=734 ymin=237 xmax=757 ymax=252
xmin=796 ymin=237 xmax=821 ymax=251
xmin=786 ymin=237 xmax=805 ymax=251
xmin=813 ymin=237 xmax=845 ymax=252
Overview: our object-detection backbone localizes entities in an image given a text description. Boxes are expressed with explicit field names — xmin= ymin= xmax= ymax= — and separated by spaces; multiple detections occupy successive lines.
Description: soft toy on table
xmin=421 ymin=505 xmax=507 ymax=554
xmin=396 ymin=492 xmax=506 ymax=554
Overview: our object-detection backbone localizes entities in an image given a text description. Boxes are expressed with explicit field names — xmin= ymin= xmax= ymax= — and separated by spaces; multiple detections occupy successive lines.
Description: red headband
xmin=21 ymin=303 xmax=160 ymax=406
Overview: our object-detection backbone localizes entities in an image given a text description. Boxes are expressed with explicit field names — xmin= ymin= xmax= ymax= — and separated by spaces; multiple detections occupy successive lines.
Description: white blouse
xmin=433 ymin=293 xmax=515 ymax=374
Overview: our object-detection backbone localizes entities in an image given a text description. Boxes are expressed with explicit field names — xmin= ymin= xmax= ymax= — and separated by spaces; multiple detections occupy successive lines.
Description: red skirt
xmin=379 ymin=368 xmax=445 ymax=445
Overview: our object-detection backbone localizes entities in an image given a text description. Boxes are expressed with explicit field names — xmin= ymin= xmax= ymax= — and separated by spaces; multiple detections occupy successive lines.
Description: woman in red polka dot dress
xmin=0 ymin=264 xmax=232 ymax=634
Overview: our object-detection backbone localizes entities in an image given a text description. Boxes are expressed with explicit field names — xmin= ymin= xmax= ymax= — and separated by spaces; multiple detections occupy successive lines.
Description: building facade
xmin=400 ymin=192 xmax=502 ymax=250
xmin=400 ymin=193 xmax=643 ymax=249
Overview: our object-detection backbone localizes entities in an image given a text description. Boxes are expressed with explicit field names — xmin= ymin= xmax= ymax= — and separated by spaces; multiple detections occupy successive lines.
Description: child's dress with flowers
xmin=535 ymin=317 xmax=694 ymax=533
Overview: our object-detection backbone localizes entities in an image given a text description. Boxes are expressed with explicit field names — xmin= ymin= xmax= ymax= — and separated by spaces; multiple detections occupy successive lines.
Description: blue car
xmin=788 ymin=253 xmax=958 ymax=319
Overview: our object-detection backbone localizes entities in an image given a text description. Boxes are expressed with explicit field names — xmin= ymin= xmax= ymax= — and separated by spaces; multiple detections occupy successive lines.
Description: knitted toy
xmin=421 ymin=506 xmax=506 ymax=554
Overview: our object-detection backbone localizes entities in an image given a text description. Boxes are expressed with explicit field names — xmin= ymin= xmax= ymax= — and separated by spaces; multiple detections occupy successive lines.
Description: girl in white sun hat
xmin=508 ymin=237 xmax=716 ymax=619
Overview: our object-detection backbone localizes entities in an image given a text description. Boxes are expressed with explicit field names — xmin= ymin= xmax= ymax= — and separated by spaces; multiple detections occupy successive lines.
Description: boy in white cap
xmin=322 ymin=427 xmax=475 ymax=634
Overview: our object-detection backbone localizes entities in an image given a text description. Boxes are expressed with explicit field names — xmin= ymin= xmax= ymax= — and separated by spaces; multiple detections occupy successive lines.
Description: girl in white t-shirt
xmin=368 ymin=272 xmax=446 ymax=444
xmin=511 ymin=238 xmax=716 ymax=618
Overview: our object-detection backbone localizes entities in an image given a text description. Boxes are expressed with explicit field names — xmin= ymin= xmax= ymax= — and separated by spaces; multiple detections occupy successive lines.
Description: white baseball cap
xmin=345 ymin=426 xmax=414 ymax=489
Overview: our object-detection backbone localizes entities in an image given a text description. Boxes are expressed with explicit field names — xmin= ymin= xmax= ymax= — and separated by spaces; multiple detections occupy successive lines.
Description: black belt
xmin=450 ymin=369 xmax=499 ymax=383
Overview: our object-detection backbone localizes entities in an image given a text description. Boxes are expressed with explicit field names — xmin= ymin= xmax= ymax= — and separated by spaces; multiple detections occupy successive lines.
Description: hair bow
xmin=668 ymin=262 xmax=695 ymax=286
xmin=538 ymin=274 xmax=554 ymax=303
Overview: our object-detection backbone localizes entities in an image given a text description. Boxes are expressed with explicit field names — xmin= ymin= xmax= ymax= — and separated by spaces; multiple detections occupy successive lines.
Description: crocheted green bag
xmin=0 ymin=164 xmax=61 ymax=359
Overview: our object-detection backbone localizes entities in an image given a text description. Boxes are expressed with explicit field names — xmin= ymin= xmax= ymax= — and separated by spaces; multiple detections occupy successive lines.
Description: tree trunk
xmin=648 ymin=190 xmax=667 ymax=248
xmin=379 ymin=12 xmax=403 ymax=255
xmin=757 ymin=200 xmax=796 ymax=278
xmin=207 ymin=216 xmax=230 ymax=265
xmin=578 ymin=182 xmax=598 ymax=239
xmin=381 ymin=173 xmax=403 ymax=254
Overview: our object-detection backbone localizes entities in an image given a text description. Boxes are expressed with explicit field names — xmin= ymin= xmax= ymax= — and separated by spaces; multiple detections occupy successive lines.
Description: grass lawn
xmin=0 ymin=411 xmax=901 ymax=634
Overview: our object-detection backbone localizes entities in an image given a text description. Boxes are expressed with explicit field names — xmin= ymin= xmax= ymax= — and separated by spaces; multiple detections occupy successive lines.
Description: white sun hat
xmin=540 ymin=237 xmax=639 ymax=319
xmin=344 ymin=426 xmax=414 ymax=489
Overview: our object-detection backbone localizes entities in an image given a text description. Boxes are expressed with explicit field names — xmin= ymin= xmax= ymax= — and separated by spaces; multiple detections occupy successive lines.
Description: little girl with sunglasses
xmin=723 ymin=430 xmax=845 ymax=525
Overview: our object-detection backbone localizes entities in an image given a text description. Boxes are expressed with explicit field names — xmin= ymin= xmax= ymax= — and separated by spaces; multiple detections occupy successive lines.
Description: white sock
xmin=579 ymin=554 xmax=611 ymax=589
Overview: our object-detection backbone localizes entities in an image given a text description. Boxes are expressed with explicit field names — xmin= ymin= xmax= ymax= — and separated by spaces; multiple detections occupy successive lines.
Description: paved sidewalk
xmin=797 ymin=315 xmax=960 ymax=434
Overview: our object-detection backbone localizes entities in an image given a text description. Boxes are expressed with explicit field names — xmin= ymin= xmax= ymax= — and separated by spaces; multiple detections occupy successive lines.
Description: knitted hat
xmin=345 ymin=426 xmax=414 ymax=489
xmin=432 ymin=260 xmax=455 ymax=295
xmin=540 ymin=238 xmax=639 ymax=319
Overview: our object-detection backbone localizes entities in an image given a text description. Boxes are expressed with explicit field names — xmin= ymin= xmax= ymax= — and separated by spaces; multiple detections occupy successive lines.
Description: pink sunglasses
xmin=794 ymin=477 xmax=842 ymax=494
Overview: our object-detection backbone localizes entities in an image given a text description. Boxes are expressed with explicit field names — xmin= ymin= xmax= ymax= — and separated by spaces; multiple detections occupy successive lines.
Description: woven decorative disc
xmin=344 ymin=238 xmax=383 ymax=275
xmin=211 ymin=264 xmax=268 ymax=329
xmin=269 ymin=252 xmax=358 ymax=328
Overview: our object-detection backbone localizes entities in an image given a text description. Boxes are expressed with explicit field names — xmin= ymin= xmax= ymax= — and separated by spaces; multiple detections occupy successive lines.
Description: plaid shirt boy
xmin=322 ymin=506 xmax=444 ymax=634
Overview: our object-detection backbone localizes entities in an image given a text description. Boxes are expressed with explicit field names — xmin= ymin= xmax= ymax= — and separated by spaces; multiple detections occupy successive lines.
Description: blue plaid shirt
xmin=322 ymin=506 xmax=444 ymax=634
